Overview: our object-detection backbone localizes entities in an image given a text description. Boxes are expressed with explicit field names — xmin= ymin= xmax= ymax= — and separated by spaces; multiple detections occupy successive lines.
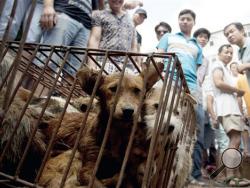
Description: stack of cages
xmin=0 ymin=1 xmax=197 ymax=187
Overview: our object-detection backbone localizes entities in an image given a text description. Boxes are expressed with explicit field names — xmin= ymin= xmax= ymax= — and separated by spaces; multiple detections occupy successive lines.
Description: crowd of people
xmin=1 ymin=0 xmax=250 ymax=187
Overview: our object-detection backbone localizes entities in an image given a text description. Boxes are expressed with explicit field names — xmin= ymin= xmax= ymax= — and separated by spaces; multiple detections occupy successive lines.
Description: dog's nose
xmin=80 ymin=104 xmax=88 ymax=112
xmin=122 ymin=107 xmax=134 ymax=119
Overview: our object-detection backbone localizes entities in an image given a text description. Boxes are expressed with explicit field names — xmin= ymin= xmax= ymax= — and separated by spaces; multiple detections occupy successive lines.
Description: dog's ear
xmin=141 ymin=62 xmax=164 ymax=90
xmin=76 ymin=67 xmax=104 ymax=96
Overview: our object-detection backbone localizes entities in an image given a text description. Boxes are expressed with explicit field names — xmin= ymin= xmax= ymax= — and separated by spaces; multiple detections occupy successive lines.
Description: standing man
xmin=87 ymin=0 xmax=137 ymax=73
xmin=193 ymin=28 xmax=211 ymax=86
xmin=224 ymin=22 xmax=250 ymax=85
xmin=157 ymin=9 xmax=205 ymax=185
xmin=154 ymin=21 xmax=172 ymax=41
xmin=0 ymin=0 xmax=31 ymax=40
xmin=132 ymin=8 xmax=147 ymax=64
xmin=39 ymin=0 xmax=94 ymax=76
xmin=193 ymin=28 xmax=217 ymax=177
xmin=210 ymin=44 xmax=250 ymax=186
xmin=132 ymin=8 xmax=147 ymax=53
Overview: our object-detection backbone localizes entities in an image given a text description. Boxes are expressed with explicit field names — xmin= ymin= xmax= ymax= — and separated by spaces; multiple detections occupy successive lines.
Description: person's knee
xmin=228 ymin=130 xmax=241 ymax=147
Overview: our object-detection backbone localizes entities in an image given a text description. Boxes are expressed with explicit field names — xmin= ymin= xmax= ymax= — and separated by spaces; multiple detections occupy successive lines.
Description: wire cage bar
xmin=0 ymin=1 xmax=197 ymax=187
xmin=0 ymin=40 xmax=196 ymax=188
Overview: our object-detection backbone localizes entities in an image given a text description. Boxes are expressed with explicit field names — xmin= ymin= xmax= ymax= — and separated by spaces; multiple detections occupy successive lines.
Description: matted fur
xmin=0 ymin=51 xmax=14 ymax=86
xmin=0 ymin=88 xmax=47 ymax=162
xmin=0 ymin=88 xmax=47 ymax=181
xmin=39 ymin=150 xmax=84 ymax=188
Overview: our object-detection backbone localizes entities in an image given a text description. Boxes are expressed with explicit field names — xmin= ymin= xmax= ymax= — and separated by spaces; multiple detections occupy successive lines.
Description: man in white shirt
xmin=211 ymin=44 xmax=248 ymax=186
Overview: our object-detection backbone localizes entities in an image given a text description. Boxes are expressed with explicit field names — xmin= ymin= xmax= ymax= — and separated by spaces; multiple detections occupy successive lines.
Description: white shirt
xmin=210 ymin=60 xmax=241 ymax=117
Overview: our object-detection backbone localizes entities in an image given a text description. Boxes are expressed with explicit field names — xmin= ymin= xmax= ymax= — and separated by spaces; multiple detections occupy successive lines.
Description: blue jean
xmin=190 ymin=90 xmax=205 ymax=179
xmin=25 ymin=2 xmax=43 ymax=43
xmin=215 ymin=124 xmax=229 ymax=154
xmin=0 ymin=0 xmax=30 ymax=40
xmin=36 ymin=12 xmax=90 ymax=76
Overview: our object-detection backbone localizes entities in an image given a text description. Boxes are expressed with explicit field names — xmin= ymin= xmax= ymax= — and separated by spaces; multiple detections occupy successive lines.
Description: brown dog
xmin=75 ymin=63 xmax=164 ymax=187
xmin=38 ymin=63 xmax=163 ymax=187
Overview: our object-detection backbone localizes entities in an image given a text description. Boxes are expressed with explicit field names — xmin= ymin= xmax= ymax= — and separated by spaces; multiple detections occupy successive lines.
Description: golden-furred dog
xmin=75 ymin=63 xmax=164 ymax=187
xmin=38 ymin=63 xmax=163 ymax=187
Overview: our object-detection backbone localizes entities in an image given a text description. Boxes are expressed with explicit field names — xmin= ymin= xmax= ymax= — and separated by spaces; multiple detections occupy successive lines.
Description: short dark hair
xmin=154 ymin=22 xmax=172 ymax=33
xmin=224 ymin=22 xmax=244 ymax=33
xmin=230 ymin=61 xmax=238 ymax=69
xmin=218 ymin=44 xmax=232 ymax=54
xmin=178 ymin=9 xmax=196 ymax=21
xmin=193 ymin=28 xmax=211 ymax=40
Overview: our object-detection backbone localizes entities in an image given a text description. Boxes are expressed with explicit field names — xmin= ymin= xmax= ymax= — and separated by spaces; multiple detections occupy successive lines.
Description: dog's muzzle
xmin=122 ymin=107 xmax=134 ymax=120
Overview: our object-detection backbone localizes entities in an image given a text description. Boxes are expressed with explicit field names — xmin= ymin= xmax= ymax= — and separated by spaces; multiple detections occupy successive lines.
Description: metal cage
xmin=0 ymin=1 xmax=197 ymax=187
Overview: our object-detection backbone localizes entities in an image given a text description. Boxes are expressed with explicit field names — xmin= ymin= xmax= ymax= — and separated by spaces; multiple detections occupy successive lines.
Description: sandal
xmin=243 ymin=151 xmax=250 ymax=158
xmin=242 ymin=151 xmax=250 ymax=163
xmin=223 ymin=176 xmax=250 ymax=187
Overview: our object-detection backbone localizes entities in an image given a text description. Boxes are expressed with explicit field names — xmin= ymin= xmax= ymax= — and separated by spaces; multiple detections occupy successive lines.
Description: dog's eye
xmin=133 ymin=87 xmax=141 ymax=95
xmin=154 ymin=103 xmax=159 ymax=109
xmin=109 ymin=85 xmax=117 ymax=93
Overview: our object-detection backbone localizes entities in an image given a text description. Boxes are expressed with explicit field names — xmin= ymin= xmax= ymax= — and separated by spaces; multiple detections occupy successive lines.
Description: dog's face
xmin=142 ymin=86 xmax=182 ymax=138
xmin=99 ymin=73 xmax=143 ymax=121
xmin=77 ymin=63 xmax=164 ymax=122
xmin=70 ymin=96 xmax=100 ymax=114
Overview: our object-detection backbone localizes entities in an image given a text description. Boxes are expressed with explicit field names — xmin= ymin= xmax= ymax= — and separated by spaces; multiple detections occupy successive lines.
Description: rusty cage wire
xmin=0 ymin=0 xmax=197 ymax=187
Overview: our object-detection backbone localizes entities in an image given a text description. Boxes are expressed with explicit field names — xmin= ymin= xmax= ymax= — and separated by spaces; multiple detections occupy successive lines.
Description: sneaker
xmin=189 ymin=176 xmax=208 ymax=186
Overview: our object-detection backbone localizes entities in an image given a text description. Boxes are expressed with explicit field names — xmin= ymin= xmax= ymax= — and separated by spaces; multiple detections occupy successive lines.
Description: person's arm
xmin=237 ymin=63 xmax=250 ymax=73
xmin=237 ymin=96 xmax=244 ymax=115
xmin=197 ymin=58 xmax=209 ymax=86
xmin=207 ymin=94 xmax=218 ymax=127
xmin=156 ymin=35 xmax=168 ymax=63
xmin=87 ymin=26 xmax=102 ymax=69
xmin=131 ymin=30 xmax=138 ymax=53
xmin=196 ymin=46 xmax=203 ymax=69
xmin=40 ymin=0 xmax=57 ymax=30
xmin=212 ymin=68 xmax=245 ymax=97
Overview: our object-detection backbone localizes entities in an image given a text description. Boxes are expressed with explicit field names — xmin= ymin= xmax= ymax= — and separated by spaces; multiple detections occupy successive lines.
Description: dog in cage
xmin=74 ymin=63 xmax=164 ymax=187
xmin=0 ymin=87 xmax=47 ymax=182
xmin=141 ymin=83 xmax=196 ymax=188
xmin=168 ymin=96 xmax=196 ymax=188
xmin=37 ymin=62 xmax=163 ymax=187
xmin=0 ymin=86 xmax=91 ymax=183
xmin=142 ymin=84 xmax=183 ymax=140
xmin=141 ymin=84 xmax=183 ymax=186
xmin=37 ymin=63 xmax=164 ymax=187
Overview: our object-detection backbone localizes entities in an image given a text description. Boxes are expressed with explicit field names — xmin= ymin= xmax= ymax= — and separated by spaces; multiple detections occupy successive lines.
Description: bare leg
xmin=226 ymin=130 xmax=241 ymax=177
xmin=242 ymin=130 xmax=250 ymax=157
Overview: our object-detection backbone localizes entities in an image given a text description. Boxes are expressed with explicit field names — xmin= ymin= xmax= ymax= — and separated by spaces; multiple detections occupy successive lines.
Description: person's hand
xmin=211 ymin=115 xmax=219 ymax=129
xmin=40 ymin=5 xmax=57 ymax=30
xmin=236 ymin=89 xmax=245 ymax=97
xmin=237 ymin=63 xmax=250 ymax=73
